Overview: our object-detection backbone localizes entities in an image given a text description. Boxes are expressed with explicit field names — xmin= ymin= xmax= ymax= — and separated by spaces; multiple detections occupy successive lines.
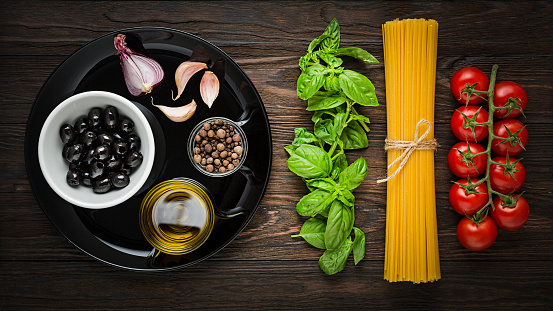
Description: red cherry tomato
xmin=489 ymin=156 xmax=525 ymax=194
xmin=493 ymin=81 xmax=527 ymax=119
xmin=448 ymin=142 xmax=487 ymax=178
xmin=490 ymin=194 xmax=530 ymax=230
xmin=491 ymin=119 xmax=528 ymax=156
xmin=457 ymin=216 xmax=497 ymax=251
xmin=450 ymin=67 xmax=490 ymax=105
xmin=449 ymin=179 xmax=489 ymax=216
xmin=450 ymin=106 xmax=489 ymax=142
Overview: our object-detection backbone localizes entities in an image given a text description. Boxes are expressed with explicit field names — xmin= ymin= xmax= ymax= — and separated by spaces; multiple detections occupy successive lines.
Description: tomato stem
xmin=474 ymin=64 xmax=500 ymax=220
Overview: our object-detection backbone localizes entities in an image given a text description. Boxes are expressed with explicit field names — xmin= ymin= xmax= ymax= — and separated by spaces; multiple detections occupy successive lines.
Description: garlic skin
xmin=153 ymin=99 xmax=197 ymax=122
xmin=173 ymin=62 xmax=208 ymax=101
xmin=200 ymin=71 xmax=220 ymax=108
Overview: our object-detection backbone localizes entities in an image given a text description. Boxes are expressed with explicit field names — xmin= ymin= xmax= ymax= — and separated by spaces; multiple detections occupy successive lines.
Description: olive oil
xmin=140 ymin=179 xmax=214 ymax=255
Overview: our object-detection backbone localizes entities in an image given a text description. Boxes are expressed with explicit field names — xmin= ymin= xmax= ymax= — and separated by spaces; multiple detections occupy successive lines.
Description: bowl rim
xmin=38 ymin=90 xmax=155 ymax=209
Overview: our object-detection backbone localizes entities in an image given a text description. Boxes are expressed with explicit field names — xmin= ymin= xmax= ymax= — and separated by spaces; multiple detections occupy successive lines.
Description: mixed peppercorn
xmin=192 ymin=119 xmax=243 ymax=174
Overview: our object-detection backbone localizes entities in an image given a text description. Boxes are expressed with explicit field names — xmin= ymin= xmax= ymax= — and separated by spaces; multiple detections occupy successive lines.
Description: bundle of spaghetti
xmin=381 ymin=18 xmax=440 ymax=283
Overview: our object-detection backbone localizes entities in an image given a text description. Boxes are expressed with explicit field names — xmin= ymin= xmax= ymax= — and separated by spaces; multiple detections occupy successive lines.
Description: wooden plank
xmin=0 ymin=261 xmax=551 ymax=309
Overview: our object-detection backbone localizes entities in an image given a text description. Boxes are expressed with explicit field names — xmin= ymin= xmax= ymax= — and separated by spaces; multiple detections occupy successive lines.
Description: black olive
xmin=126 ymin=134 xmax=141 ymax=151
xmin=87 ymin=107 xmax=102 ymax=128
xmin=92 ymin=177 xmax=111 ymax=194
xmin=93 ymin=144 xmax=111 ymax=161
xmin=97 ymin=131 xmax=114 ymax=145
xmin=68 ymin=162 xmax=79 ymax=171
xmin=102 ymin=106 xmax=119 ymax=130
xmin=118 ymin=118 xmax=135 ymax=134
xmin=111 ymin=171 xmax=130 ymax=188
xmin=63 ymin=143 xmax=85 ymax=163
xmin=82 ymin=171 xmax=93 ymax=187
xmin=120 ymin=166 xmax=133 ymax=175
xmin=80 ymin=130 xmax=97 ymax=148
xmin=89 ymin=160 xmax=105 ymax=179
xmin=66 ymin=169 xmax=81 ymax=187
xmin=59 ymin=124 xmax=77 ymax=144
xmin=112 ymin=141 xmax=128 ymax=156
xmin=74 ymin=117 xmax=89 ymax=134
xmin=81 ymin=148 xmax=95 ymax=166
xmin=105 ymin=154 xmax=122 ymax=171
xmin=112 ymin=131 xmax=124 ymax=141
xmin=124 ymin=151 xmax=143 ymax=168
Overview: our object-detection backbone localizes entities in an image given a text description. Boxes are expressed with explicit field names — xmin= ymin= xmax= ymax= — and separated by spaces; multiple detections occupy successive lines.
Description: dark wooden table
xmin=2 ymin=1 xmax=552 ymax=309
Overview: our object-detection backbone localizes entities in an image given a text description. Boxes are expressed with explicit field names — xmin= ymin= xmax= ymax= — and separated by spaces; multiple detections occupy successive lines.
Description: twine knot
xmin=377 ymin=119 xmax=438 ymax=184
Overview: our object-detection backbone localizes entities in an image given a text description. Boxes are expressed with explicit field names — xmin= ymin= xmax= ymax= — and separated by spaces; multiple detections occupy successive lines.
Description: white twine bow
xmin=377 ymin=119 xmax=438 ymax=184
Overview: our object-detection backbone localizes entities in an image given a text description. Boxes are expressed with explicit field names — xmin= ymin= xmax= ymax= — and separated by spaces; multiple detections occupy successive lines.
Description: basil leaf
xmin=340 ymin=120 xmax=369 ymax=149
xmin=292 ymin=128 xmax=318 ymax=147
xmin=307 ymin=92 xmax=346 ymax=111
xmin=305 ymin=178 xmax=337 ymax=192
xmin=352 ymin=227 xmax=366 ymax=265
xmin=312 ymin=111 xmax=324 ymax=124
xmin=338 ymin=70 xmax=378 ymax=106
xmin=320 ymin=18 xmax=340 ymax=53
xmin=284 ymin=145 xmax=297 ymax=156
xmin=299 ymin=54 xmax=311 ymax=71
xmin=333 ymin=153 xmax=348 ymax=172
xmin=330 ymin=167 xmax=340 ymax=181
xmin=324 ymin=74 xmax=340 ymax=92
xmin=349 ymin=113 xmax=371 ymax=124
xmin=314 ymin=119 xmax=336 ymax=145
xmin=319 ymin=238 xmax=353 ymax=275
xmin=330 ymin=153 xmax=347 ymax=181
xmin=325 ymin=200 xmax=354 ymax=250
xmin=297 ymin=64 xmax=327 ymax=100
xmin=296 ymin=189 xmax=336 ymax=217
xmin=339 ymin=157 xmax=368 ymax=190
xmin=336 ymin=47 xmax=379 ymax=64
xmin=337 ymin=189 xmax=355 ymax=207
xmin=308 ymin=34 xmax=331 ymax=53
xmin=287 ymin=144 xmax=332 ymax=179
xmin=333 ymin=112 xmax=348 ymax=137
xmin=319 ymin=53 xmax=343 ymax=68
xmin=291 ymin=216 xmax=327 ymax=249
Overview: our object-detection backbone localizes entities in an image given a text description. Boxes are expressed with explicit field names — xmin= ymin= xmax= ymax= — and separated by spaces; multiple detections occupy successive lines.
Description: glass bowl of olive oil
xmin=139 ymin=178 xmax=215 ymax=255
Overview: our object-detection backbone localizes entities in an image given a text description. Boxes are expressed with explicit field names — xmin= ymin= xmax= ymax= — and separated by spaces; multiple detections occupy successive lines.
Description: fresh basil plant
xmin=287 ymin=18 xmax=379 ymax=275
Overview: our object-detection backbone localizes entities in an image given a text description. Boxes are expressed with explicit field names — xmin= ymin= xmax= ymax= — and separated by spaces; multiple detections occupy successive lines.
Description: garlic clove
xmin=153 ymin=99 xmax=197 ymax=122
xmin=200 ymin=71 xmax=220 ymax=108
xmin=173 ymin=61 xmax=208 ymax=101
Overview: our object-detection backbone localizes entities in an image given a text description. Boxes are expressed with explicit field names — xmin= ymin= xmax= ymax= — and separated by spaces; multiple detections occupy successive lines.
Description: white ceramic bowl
xmin=38 ymin=91 xmax=155 ymax=209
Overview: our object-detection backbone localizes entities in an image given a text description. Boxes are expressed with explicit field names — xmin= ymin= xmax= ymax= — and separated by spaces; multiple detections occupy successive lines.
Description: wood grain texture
xmin=1 ymin=1 xmax=552 ymax=310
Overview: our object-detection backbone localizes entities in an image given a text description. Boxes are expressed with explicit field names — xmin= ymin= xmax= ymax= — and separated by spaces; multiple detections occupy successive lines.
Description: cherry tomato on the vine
xmin=450 ymin=67 xmax=490 ymax=105
xmin=448 ymin=142 xmax=487 ymax=178
xmin=449 ymin=179 xmax=489 ymax=216
xmin=489 ymin=155 xmax=525 ymax=194
xmin=450 ymin=106 xmax=489 ymax=142
xmin=490 ymin=194 xmax=530 ymax=230
xmin=491 ymin=119 xmax=528 ymax=156
xmin=457 ymin=216 xmax=497 ymax=251
xmin=493 ymin=81 xmax=527 ymax=119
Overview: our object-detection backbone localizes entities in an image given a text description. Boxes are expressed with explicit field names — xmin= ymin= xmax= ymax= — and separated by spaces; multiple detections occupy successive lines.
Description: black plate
xmin=25 ymin=27 xmax=272 ymax=271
